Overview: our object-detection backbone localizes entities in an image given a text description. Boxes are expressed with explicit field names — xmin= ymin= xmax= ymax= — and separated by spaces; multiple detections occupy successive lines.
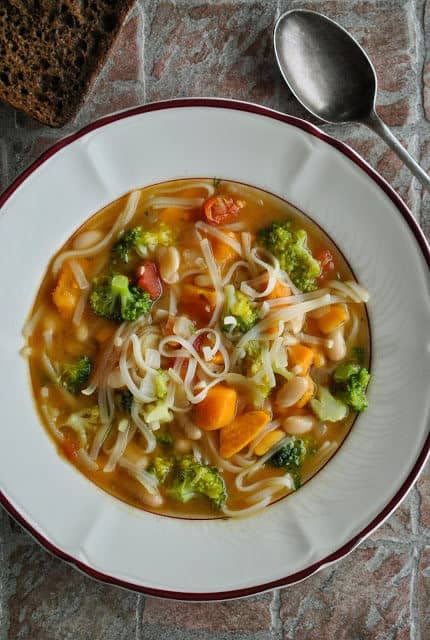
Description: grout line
xmin=135 ymin=593 xmax=145 ymax=640
xmin=410 ymin=544 xmax=422 ymax=640
xmin=412 ymin=0 xmax=428 ymax=229
xmin=270 ymin=588 xmax=283 ymax=640
xmin=138 ymin=1 xmax=147 ymax=103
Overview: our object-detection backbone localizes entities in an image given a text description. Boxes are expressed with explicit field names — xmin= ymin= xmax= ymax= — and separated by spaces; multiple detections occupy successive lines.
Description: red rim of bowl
xmin=1 ymin=98 xmax=429 ymax=601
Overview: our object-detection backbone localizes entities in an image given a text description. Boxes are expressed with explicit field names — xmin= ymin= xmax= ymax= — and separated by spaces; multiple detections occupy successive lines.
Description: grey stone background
xmin=0 ymin=1 xmax=429 ymax=638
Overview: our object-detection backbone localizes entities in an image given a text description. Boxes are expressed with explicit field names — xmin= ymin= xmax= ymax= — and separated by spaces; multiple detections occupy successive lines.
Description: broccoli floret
xmin=59 ymin=356 xmax=91 ymax=394
xmin=222 ymin=284 xmax=259 ymax=334
xmin=89 ymin=274 xmax=152 ymax=322
xmin=267 ymin=436 xmax=307 ymax=489
xmin=111 ymin=227 xmax=142 ymax=264
xmin=243 ymin=340 xmax=262 ymax=376
xmin=167 ymin=455 xmax=226 ymax=509
xmin=156 ymin=429 xmax=173 ymax=446
xmin=154 ymin=369 xmax=168 ymax=399
xmin=310 ymin=386 xmax=348 ymax=422
xmin=257 ymin=221 xmax=321 ymax=292
xmin=334 ymin=364 xmax=370 ymax=412
xmin=143 ymin=398 xmax=173 ymax=424
xmin=112 ymin=222 xmax=174 ymax=263
xmin=63 ymin=405 xmax=100 ymax=447
xmin=115 ymin=389 xmax=133 ymax=414
xmin=147 ymin=456 xmax=175 ymax=484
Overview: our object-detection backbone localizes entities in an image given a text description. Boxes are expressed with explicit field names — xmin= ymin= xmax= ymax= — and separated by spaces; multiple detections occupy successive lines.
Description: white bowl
xmin=0 ymin=99 xmax=429 ymax=600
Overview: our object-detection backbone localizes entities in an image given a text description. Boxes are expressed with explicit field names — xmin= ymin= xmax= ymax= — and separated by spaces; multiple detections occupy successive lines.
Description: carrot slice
xmin=180 ymin=284 xmax=218 ymax=323
xmin=265 ymin=279 xmax=291 ymax=300
xmin=52 ymin=262 xmax=82 ymax=319
xmin=194 ymin=385 xmax=237 ymax=431
xmin=288 ymin=344 xmax=314 ymax=376
xmin=253 ymin=429 xmax=284 ymax=456
xmin=317 ymin=304 xmax=348 ymax=334
xmin=219 ymin=410 xmax=270 ymax=458
xmin=211 ymin=231 xmax=239 ymax=263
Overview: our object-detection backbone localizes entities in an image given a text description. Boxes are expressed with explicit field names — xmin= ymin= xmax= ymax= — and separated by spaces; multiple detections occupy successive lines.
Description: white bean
xmin=159 ymin=246 xmax=180 ymax=283
xmin=326 ymin=326 xmax=346 ymax=361
xmin=174 ymin=438 xmax=193 ymax=453
xmin=72 ymin=229 xmax=103 ymax=250
xmin=282 ymin=415 xmax=316 ymax=435
xmin=276 ymin=376 xmax=309 ymax=409
xmin=183 ymin=423 xmax=202 ymax=440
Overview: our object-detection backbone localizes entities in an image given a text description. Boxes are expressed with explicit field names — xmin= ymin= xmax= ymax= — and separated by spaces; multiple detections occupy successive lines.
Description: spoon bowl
xmin=274 ymin=9 xmax=430 ymax=190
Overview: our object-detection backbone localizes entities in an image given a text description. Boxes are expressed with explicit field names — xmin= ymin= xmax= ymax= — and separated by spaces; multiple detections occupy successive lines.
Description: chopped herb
xmin=213 ymin=178 xmax=221 ymax=188
xmin=352 ymin=347 xmax=365 ymax=365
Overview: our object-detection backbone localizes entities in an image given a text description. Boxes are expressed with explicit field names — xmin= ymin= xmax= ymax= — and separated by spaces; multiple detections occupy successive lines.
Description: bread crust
xmin=0 ymin=1 xmax=136 ymax=127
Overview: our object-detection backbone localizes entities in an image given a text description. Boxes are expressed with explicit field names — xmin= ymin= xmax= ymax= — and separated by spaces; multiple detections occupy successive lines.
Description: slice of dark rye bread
xmin=0 ymin=0 xmax=136 ymax=127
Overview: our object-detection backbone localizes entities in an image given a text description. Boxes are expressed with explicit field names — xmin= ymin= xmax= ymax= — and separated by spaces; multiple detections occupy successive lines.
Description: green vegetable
xmin=112 ymin=222 xmax=174 ymax=263
xmin=148 ymin=456 xmax=175 ymax=484
xmin=213 ymin=177 xmax=221 ymax=188
xmin=156 ymin=430 xmax=173 ymax=446
xmin=243 ymin=340 xmax=262 ymax=376
xmin=115 ymin=390 xmax=133 ymax=414
xmin=167 ymin=455 xmax=226 ymax=509
xmin=59 ymin=356 xmax=91 ymax=394
xmin=257 ymin=221 xmax=321 ymax=292
xmin=89 ymin=274 xmax=152 ymax=322
xmin=222 ymin=284 xmax=259 ymax=334
xmin=310 ymin=386 xmax=348 ymax=422
xmin=267 ymin=436 xmax=307 ymax=490
xmin=63 ymin=405 xmax=100 ymax=447
xmin=334 ymin=364 xmax=370 ymax=412
xmin=143 ymin=399 xmax=173 ymax=424
xmin=154 ymin=370 xmax=168 ymax=400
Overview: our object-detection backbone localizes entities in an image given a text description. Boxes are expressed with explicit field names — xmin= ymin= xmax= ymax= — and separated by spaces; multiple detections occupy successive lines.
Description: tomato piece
xmin=62 ymin=439 xmax=79 ymax=462
xmin=203 ymin=196 xmax=245 ymax=225
xmin=136 ymin=262 xmax=163 ymax=300
xmin=316 ymin=249 xmax=335 ymax=282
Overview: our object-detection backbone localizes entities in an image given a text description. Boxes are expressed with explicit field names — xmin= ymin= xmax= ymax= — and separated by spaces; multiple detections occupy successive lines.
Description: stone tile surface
xmin=0 ymin=0 xmax=429 ymax=639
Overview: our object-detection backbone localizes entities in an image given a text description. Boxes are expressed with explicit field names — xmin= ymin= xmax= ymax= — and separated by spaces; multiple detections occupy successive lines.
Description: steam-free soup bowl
xmin=0 ymin=99 xmax=429 ymax=600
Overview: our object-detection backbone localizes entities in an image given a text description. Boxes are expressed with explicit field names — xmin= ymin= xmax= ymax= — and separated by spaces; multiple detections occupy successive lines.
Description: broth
xmin=24 ymin=179 xmax=370 ymax=518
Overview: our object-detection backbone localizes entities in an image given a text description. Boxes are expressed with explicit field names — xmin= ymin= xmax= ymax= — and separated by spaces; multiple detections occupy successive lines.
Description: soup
xmin=23 ymin=179 xmax=370 ymax=518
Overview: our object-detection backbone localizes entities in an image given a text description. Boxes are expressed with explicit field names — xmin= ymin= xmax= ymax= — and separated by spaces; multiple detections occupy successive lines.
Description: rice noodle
xmin=266 ymin=288 xmax=331 ymax=309
xmin=328 ymin=280 xmax=369 ymax=303
xmin=77 ymin=449 xmax=99 ymax=471
xmin=72 ymin=289 xmax=89 ymax=326
xmin=118 ymin=457 xmax=160 ymax=495
xmin=240 ymin=247 xmax=279 ymax=299
xmin=345 ymin=309 xmax=360 ymax=351
xmin=195 ymin=221 xmax=242 ymax=255
xmin=199 ymin=238 xmax=224 ymax=326
xmin=241 ymin=232 xmax=258 ymax=277
xmin=131 ymin=402 xmax=157 ymax=453
xmin=69 ymin=259 xmax=89 ymax=290
xmin=249 ymin=420 xmax=281 ymax=451
xmin=221 ymin=260 xmax=251 ymax=286
xmin=297 ymin=332 xmax=334 ymax=348
xmin=41 ymin=352 xmax=58 ymax=381
xmin=41 ymin=404 xmax=64 ymax=441
xmin=52 ymin=191 xmax=140 ymax=275
xmin=205 ymin=432 xmax=245 ymax=473
xmin=104 ymin=422 xmax=130 ymax=472
xmin=233 ymin=293 xmax=333 ymax=363
xmin=151 ymin=197 xmax=204 ymax=209
xmin=22 ymin=304 xmax=45 ymax=338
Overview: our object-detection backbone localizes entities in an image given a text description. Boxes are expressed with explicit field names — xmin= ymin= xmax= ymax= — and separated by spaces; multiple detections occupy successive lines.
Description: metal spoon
xmin=274 ymin=9 xmax=430 ymax=190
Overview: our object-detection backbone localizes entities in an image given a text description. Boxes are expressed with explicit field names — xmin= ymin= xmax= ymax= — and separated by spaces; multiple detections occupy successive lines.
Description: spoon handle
xmin=365 ymin=110 xmax=430 ymax=191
